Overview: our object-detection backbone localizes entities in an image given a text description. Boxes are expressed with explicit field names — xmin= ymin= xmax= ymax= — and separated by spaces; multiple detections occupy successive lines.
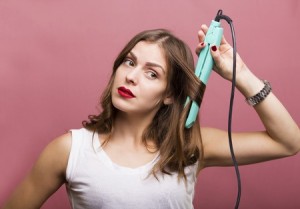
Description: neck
xmin=111 ymin=110 xmax=157 ymax=148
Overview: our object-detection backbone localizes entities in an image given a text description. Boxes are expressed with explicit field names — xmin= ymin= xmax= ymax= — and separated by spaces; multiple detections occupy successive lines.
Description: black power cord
xmin=215 ymin=10 xmax=241 ymax=209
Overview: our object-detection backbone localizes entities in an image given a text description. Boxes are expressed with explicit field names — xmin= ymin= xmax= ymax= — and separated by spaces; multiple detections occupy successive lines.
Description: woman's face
xmin=112 ymin=41 xmax=171 ymax=116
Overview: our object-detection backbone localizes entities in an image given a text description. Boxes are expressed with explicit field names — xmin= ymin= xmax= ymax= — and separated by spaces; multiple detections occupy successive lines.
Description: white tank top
xmin=66 ymin=128 xmax=198 ymax=209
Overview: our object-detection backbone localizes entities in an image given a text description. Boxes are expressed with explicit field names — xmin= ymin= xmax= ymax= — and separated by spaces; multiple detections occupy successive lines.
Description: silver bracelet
xmin=245 ymin=80 xmax=272 ymax=106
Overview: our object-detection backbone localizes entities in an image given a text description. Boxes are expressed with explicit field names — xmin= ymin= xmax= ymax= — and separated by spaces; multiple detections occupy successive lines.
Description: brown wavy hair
xmin=83 ymin=29 xmax=206 ymax=180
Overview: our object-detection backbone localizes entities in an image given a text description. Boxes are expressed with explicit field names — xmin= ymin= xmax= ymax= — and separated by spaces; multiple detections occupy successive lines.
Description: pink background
xmin=1 ymin=0 xmax=299 ymax=208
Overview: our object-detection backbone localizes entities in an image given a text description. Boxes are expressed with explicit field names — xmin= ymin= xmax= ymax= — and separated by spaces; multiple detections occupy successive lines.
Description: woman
xmin=3 ymin=25 xmax=300 ymax=209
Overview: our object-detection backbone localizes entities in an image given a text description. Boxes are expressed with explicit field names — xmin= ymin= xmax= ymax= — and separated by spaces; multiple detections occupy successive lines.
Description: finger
xmin=210 ymin=45 xmax=222 ymax=67
xmin=197 ymin=29 xmax=205 ymax=43
xmin=195 ymin=42 xmax=205 ymax=55
xmin=197 ymin=24 xmax=208 ymax=43
xmin=200 ymin=24 xmax=208 ymax=34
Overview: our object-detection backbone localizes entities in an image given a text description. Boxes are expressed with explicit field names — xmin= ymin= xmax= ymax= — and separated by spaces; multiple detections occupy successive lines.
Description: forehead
xmin=131 ymin=41 xmax=167 ymax=69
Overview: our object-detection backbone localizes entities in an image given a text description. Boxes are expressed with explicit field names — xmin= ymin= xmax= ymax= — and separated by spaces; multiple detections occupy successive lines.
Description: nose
xmin=125 ymin=68 xmax=139 ymax=85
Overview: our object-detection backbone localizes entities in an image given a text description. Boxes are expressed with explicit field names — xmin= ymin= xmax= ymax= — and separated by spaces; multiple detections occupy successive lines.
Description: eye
xmin=146 ymin=70 xmax=158 ymax=79
xmin=123 ymin=58 xmax=135 ymax=67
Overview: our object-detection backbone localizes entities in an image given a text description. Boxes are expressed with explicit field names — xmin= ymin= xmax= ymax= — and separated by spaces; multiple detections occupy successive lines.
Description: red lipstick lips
xmin=117 ymin=87 xmax=135 ymax=98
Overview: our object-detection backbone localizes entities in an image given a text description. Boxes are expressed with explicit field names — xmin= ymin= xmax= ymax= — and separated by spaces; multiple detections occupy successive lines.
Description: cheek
xmin=112 ymin=70 xmax=123 ymax=86
xmin=140 ymin=83 xmax=167 ymax=102
xmin=114 ymin=69 xmax=121 ymax=80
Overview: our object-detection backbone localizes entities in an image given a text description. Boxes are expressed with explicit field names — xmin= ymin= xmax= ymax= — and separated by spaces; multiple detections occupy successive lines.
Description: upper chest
xmin=69 ymin=149 xmax=197 ymax=209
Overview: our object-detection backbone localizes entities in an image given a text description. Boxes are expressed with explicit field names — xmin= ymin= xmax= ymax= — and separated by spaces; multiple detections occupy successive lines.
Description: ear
xmin=163 ymin=96 xmax=173 ymax=105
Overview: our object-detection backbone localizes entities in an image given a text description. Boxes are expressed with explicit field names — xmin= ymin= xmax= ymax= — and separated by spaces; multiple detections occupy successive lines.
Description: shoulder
xmin=47 ymin=128 xmax=92 ymax=153
xmin=46 ymin=132 xmax=72 ymax=156
xmin=35 ymin=131 xmax=72 ymax=178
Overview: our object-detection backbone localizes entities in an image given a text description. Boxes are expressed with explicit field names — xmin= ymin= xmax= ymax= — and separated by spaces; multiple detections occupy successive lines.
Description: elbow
xmin=282 ymin=145 xmax=300 ymax=158
xmin=295 ymin=128 xmax=300 ymax=154
xmin=287 ymin=130 xmax=300 ymax=156
xmin=292 ymin=142 xmax=300 ymax=156
xmin=289 ymin=146 xmax=300 ymax=157
xmin=279 ymin=128 xmax=300 ymax=157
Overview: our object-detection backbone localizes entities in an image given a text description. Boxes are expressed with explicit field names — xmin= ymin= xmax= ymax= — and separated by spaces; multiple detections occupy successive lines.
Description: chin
xmin=111 ymin=97 xmax=131 ymax=113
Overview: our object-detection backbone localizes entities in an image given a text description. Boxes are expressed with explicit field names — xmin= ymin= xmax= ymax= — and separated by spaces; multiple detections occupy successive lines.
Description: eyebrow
xmin=129 ymin=51 xmax=166 ymax=74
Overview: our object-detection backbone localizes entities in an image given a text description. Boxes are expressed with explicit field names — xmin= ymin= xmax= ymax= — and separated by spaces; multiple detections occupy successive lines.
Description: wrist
xmin=235 ymin=68 xmax=265 ymax=98
xmin=245 ymin=80 xmax=272 ymax=106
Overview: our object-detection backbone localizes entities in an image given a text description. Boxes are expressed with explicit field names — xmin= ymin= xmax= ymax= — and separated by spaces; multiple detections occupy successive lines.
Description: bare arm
xmin=196 ymin=25 xmax=300 ymax=168
xmin=2 ymin=133 xmax=71 ymax=209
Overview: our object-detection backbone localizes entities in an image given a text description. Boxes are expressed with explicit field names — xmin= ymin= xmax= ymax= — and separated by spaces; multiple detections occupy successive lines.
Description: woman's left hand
xmin=196 ymin=24 xmax=248 ymax=81
xmin=195 ymin=25 xmax=300 ymax=169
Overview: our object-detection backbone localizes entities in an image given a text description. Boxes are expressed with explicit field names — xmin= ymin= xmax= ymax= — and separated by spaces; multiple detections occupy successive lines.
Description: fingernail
xmin=211 ymin=45 xmax=217 ymax=52
xmin=201 ymin=42 xmax=204 ymax=46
